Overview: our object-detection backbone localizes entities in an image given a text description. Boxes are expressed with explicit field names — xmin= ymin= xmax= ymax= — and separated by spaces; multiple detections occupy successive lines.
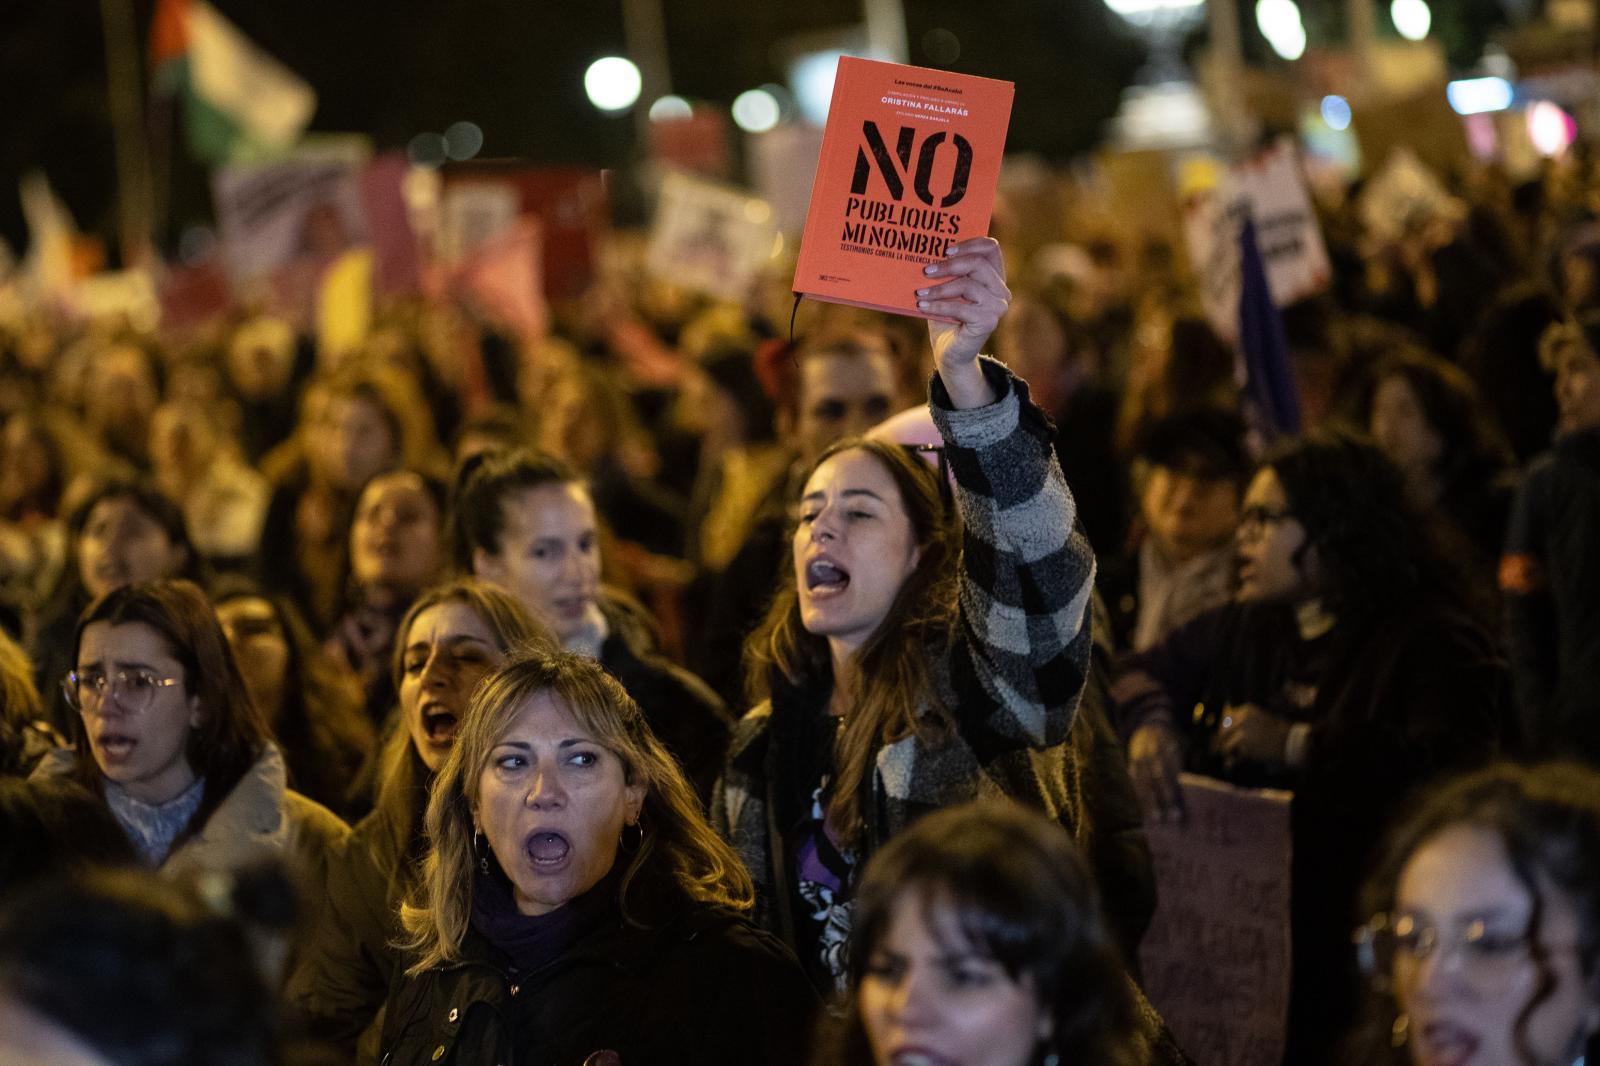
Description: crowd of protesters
xmin=3 ymin=145 xmax=1600 ymax=1066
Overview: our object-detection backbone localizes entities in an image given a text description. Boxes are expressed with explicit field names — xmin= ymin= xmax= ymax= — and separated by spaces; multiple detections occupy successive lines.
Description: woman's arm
xmin=922 ymin=240 xmax=1094 ymax=753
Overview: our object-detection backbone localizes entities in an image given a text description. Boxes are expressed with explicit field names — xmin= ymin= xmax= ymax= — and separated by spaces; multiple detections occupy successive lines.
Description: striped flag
xmin=149 ymin=0 xmax=316 ymax=164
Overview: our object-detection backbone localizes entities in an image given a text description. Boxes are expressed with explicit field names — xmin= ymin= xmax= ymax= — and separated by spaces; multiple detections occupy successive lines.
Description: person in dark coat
xmin=455 ymin=449 xmax=732 ymax=801
xmin=285 ymin=580 xmax=546 ymax=1062
xmin=1503 ymin=312 xmax=1600 ymax=763
xmin=1356 ymin=346 xmax=1516 ymax=576
xmin=1116 ymin=430 xmax=1508 ymax=1066
xmin=379 ymin=650 xmax=817 ymax=1066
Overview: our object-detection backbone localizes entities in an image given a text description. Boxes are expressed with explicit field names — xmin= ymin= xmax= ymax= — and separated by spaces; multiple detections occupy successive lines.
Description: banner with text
xmin=1138 ymin=774 xmax=1293 ymax=1066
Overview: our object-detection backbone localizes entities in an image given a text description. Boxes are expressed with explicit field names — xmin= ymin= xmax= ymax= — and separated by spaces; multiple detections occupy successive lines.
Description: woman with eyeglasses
xmin=31 ymin=579 xmax=347 ymax=880
xmin=1113 ymin=430 xmax=1510 ymax=1065
xmin=715 ymin=239 xmax=1107 ymax=1001
xmin=1350 ymin=762 xmax=1600 ymax=1066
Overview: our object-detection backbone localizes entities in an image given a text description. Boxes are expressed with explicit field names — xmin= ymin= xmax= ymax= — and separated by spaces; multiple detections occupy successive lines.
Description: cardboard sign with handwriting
xmin=1139 ymin=773 xmax=1293 ymax=1066
xmin=792 ymin=56 xmax=1013 ymax=322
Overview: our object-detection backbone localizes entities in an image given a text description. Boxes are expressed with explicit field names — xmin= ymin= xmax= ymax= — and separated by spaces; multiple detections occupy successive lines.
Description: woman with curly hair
xmin=1115 ymin=430 xmax=1510 ymax=1065
xmin=1350 ymin=761 xmax=1600 ymax=1066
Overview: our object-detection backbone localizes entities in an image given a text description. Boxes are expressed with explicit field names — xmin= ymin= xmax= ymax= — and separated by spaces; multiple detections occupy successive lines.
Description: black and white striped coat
xmin=712 ymin=356 xmax=1097 ymax=940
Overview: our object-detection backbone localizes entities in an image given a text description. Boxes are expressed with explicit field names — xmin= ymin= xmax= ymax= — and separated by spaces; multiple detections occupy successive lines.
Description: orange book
xmin=792 ymin=57 xmax=1015 ymax=322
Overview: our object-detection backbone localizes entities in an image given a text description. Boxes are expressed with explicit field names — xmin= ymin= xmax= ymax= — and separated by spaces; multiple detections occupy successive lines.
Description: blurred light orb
xmin=732 ymin=89 xmax=781 ymax=133
xmin=585 ymin=56 xmax=642 ymax=113
xmin=407 ymin=132 xmax=448 ymax=168
xmin=1528 ymin=101 xmax=1576 ymax=158
xmin=1102 ymin=0 xmax=1202 ymax=17
xmin=1446 ymin=77 xmax=1513 ymax=116
xmin=1256 ymin=0 xmax=1307 ymax=61
xmin=1320 ymin=95 xmax=1352 ymax=131
xmin=1390 ymin=0 xmax=1431 ymax=41
xmin=444 ymin=121 xmax=484 ymax=161
xmin=649 ymin=95 xmax=693 ymax=122
xmin=790 ymin=50 xmax=846 ymax=125
xmin=921 ymin=28 xmax=961 ymax=65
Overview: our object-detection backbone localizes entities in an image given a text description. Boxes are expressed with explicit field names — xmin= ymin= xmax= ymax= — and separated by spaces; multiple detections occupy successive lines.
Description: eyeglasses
xmin=1237 ymin=504 xmax=1295 ymax=539
xmin=63 ymin=669 xmax=182 ymax=713
xmin=1355 ymin=911 xmax=1555 ymax=991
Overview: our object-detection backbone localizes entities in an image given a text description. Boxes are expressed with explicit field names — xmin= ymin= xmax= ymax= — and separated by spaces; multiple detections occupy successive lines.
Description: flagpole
xmin=100 ymin=0 xmax=156 ymax=268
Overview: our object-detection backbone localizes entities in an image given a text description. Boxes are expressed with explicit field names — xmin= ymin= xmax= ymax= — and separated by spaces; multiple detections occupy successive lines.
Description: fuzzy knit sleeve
xmin=928 ymin=357 xmax=1095 ymax=757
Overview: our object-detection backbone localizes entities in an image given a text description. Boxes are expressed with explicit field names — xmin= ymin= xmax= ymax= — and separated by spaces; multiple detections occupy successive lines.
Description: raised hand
xmin=918 ymin=237 xmax=1010 ymax=409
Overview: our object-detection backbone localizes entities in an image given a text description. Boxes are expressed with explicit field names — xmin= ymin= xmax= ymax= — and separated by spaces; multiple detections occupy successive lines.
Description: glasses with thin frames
xmin=1355 ymin=911 xmax=1559 ymax=991
xmin=63 ymin=668 xmax=182 ymax=713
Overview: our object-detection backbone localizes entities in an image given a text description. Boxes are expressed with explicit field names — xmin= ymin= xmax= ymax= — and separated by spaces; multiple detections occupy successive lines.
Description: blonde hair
xmin=400 ymin=649 xmax=753 ymax=973
xmin=0 ymin=629 xmax=42 ymax=722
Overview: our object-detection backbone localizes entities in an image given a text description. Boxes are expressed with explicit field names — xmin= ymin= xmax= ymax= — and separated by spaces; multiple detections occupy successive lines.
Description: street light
xmin=731 ymin=88 xmax=781 ymax=133
xmin=1390 ymin=0 xmax=1431 ymax=41
xmin=584 ymin=56 xmax=642 ymax=113
xmin=1256 ymin=0 xmax=1307 ymax=61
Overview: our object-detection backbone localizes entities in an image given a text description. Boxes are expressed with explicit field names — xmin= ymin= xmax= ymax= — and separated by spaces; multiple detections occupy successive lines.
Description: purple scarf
xmin=469 ymin=866 xmax=621 ymax=976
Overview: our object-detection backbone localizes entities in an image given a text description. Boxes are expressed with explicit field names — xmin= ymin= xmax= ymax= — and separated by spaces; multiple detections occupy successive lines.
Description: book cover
xmin=792 ymin=56 xmax=1014 ymax=322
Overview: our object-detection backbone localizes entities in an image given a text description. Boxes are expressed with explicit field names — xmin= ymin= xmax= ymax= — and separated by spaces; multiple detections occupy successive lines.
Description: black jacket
xmin=378 ymin=899 xmax=818 ymax=1066
xmin=1504 ymin=429 xmax=1600 ymax=761
xmin=286 ymin=790 xmax=423 ymax=1060
xmin=598 ymin=597 xmax=732 ymax=804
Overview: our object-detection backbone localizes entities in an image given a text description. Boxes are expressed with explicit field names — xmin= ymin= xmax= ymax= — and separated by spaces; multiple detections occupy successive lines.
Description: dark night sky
xmin=0 ymin=0 xmax=1145 ymax=260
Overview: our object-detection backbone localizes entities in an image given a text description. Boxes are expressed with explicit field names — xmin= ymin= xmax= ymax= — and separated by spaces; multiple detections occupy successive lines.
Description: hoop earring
xmin=473 ymin=829 xmax=489 ymax=875
xmin=620 ymin=819 xmax=644 ymax=853
xmin=1391 ymin=1012 xmax=1411 ymax=1048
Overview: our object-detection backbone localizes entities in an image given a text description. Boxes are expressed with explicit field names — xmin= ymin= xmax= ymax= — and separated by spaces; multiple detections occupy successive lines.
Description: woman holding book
xmin=713 ymin=237 xmax=1101 ymax=996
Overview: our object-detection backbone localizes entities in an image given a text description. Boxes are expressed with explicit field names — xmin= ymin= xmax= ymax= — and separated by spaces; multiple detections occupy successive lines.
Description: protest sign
xmin=439 ymin=165 xmax=607 ymax=301
xmin=212 ymin=152 xmax=367 ymax=286
xmin=1357 ymin=147 xmax=1460 ymax=245
xmin=646 ymin=171 xmax=778 ymax=302
xmin=1139 ymin=774 xmax=1293 ymax=1066
xmin=316 ymin=249 xmax=373 ymax=363
xmin=1183 ymin=139 xmax=1330 ymax=342
xmin=649 ymin=110 xmax=733 ymax=180
xmin=792 ymin=56 xmax=1014 ymax=320
xmin=453 ymin=218 xmax=547 ymax=343
xmin=748 ymin=124 xmax=825 ymax=235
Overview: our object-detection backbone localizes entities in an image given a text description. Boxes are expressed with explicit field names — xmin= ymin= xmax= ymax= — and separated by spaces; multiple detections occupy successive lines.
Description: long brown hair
xmin=71 ymin=580 xmax=271 ymax=842
xmin=369 ymin=579 xmax=551 ymax=850
xmin=401 ymin=649 xmax=753 ymax=972
xmin=744 ymin=437 xmax=958 ymax=846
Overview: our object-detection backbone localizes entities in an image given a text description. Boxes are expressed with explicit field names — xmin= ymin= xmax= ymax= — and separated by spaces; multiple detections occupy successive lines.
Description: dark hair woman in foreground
xmin=1352 ymin=762 xmax=1600 ymax=1066
xmin=818 ymin=799 xmax=1185 ymax=1066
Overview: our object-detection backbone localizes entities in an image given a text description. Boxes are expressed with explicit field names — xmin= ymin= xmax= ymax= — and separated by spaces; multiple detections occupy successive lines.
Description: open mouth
xmin=525 ymin=830 xmax=572 ymax=869
xmin=551 ymin=595 xmax=590 ymax=619
xmin=805 ymin=558 xmax=850 ymax=595
xmin=889 ymin=1050 xmax=958 ymax=1066
xmin=420 ymin=705 xmax=459 ymax=744
xmin=96 ymin=733 xmax=137 ymax=760
xmin=1417 ymin=1022 xmax=1480 ymax=1066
